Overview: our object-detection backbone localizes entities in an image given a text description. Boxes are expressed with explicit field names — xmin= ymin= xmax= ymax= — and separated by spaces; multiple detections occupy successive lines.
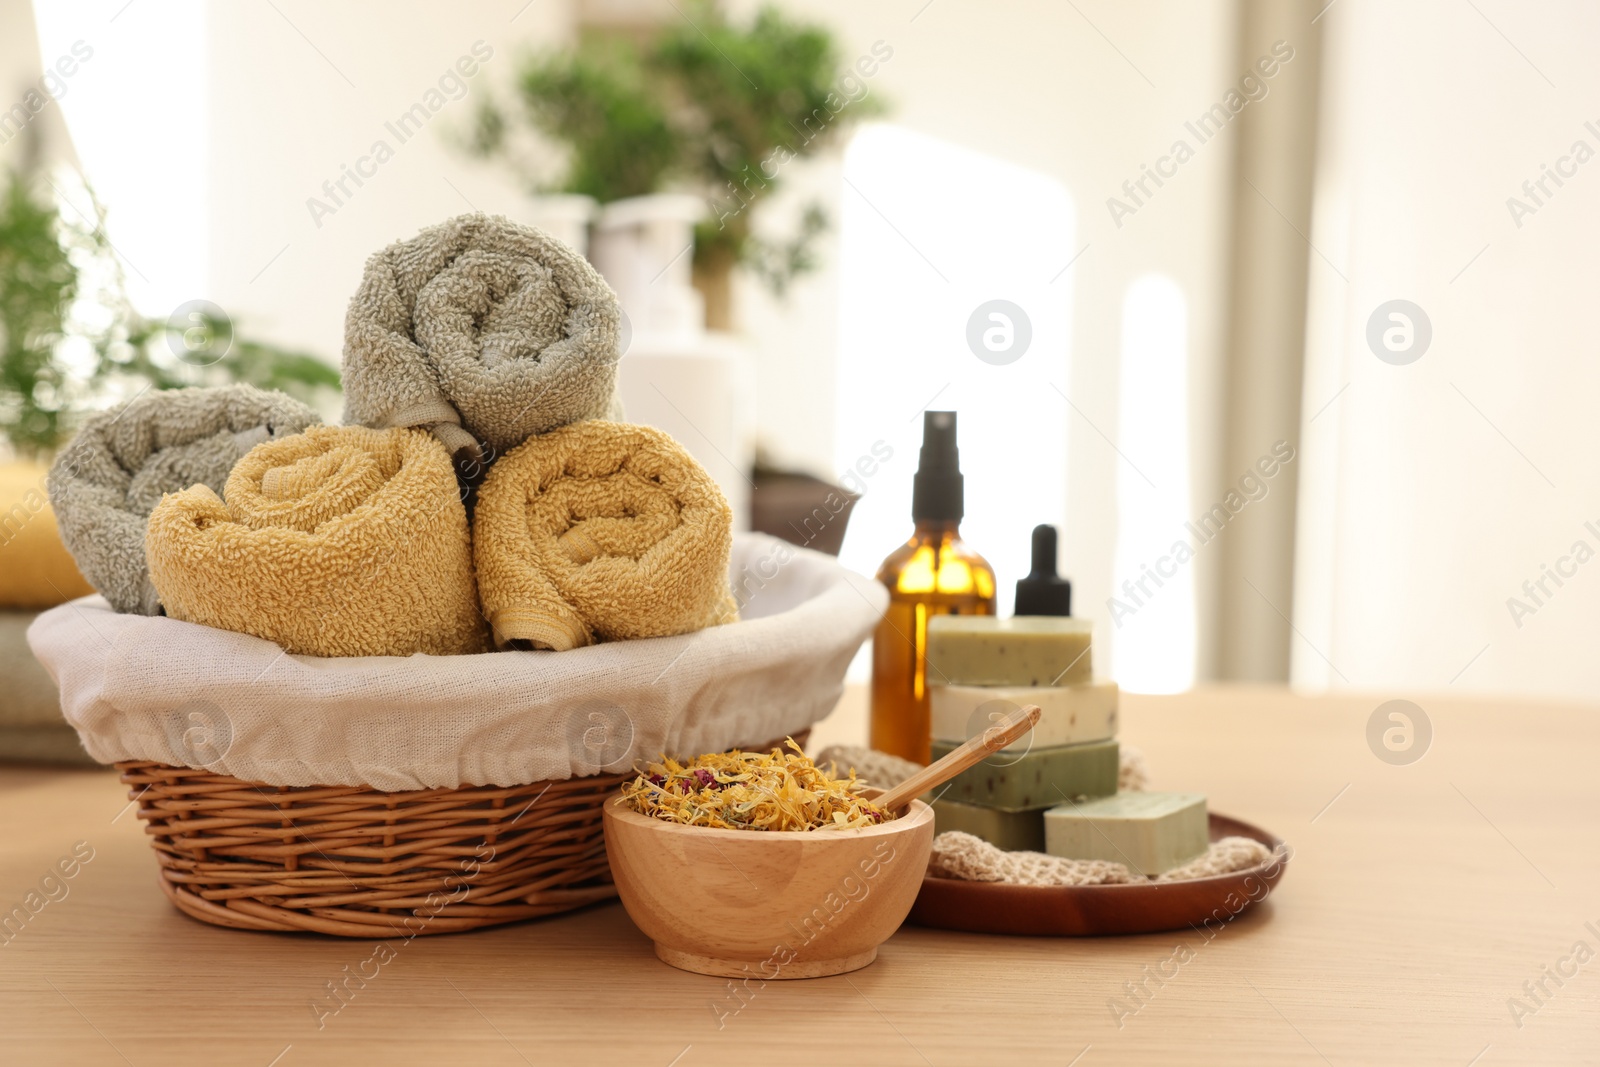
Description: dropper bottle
xmin=869 ymin=411 xmax=997 ymax=764
xmin=1015 ymin=524 xmax=1072 ymax=617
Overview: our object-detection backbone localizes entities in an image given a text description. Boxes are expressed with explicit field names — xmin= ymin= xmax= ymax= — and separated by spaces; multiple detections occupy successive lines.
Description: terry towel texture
xmin=342 ymin=212 xmax=623 ymax=468
xmin=475 ymin=420 xmax=738 ymax=651
xmin=47 ymin=385 xmax=321 ymax=615
xmin=145 ymin=425 xmax=490 ymax=658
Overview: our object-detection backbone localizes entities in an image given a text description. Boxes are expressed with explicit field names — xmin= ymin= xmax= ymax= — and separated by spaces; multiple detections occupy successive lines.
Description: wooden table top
xmin=2 ymin=684 xmax=1595 ymax=1066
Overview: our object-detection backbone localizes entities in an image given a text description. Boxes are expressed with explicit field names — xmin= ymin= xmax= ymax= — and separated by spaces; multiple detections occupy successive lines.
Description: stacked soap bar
xmin=930 ymin=681 xmax=1118 ymax=751
xmin=927 ymin=616 xmax=1094 ymax=687
xmin=923 ymin=615 xmax=1212 ymax=875
xmin=925 ymin=615 xmax=1117 ymax=850
xmin=929 ymin=795 xmax=1046 ymax=851
xmin=929 ymin=738 xmax=1119 ymax=809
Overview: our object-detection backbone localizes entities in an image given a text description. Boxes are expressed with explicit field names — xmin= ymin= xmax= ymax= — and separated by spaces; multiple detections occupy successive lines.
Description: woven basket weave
xmin=118 ymin=726 xmax=809 ymax=936
xmin=120 ymin=761 xmax=628 ymax=936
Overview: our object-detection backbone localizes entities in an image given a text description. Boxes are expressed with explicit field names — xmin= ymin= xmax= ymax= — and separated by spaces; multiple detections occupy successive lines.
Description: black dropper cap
xmin=911 ymin=411 xmax=963 ymax=522
xmin=1015 ymin=524 xmax=1072 ymax=616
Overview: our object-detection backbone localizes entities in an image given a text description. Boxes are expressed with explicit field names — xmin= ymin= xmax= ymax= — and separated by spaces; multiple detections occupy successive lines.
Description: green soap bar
xmin=930 ymin=798 xmax=1045 ymax=852
xmin=926 ymin=615 xmax=1093 ymax=686
xmin=1044 ymin=792 xmax=1208 ymax=876
xmin=929 ymin=738 xmax=1119 ymax=811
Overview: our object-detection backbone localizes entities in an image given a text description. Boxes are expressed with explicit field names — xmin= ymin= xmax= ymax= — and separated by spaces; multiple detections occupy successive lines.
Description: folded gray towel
xmin=341 ymin=213 xmax=623 ymax=470
xmin=46 ymin=385 xmax=321 ymax=615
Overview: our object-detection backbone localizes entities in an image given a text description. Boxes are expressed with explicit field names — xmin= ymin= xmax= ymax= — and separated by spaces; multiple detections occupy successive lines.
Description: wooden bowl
xmin=602 ymin=790 xmax=935 ymax=978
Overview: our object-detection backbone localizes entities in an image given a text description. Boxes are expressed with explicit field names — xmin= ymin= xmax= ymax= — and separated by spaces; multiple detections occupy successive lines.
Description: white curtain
xmin=1294 ymin=0 xmax=1600 ymax=700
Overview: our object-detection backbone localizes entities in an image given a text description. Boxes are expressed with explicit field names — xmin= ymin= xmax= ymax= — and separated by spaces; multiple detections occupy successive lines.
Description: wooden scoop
xmin=875 ymin=704 xmax=1043 ymax=814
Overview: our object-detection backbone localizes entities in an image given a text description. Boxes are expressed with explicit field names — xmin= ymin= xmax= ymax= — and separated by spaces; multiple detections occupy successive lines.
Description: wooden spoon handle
xmin=875 ymin=704 xmax=1042 ymax=813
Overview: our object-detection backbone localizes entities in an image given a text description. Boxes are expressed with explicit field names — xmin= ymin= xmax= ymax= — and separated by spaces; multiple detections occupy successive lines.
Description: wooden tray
xmin=907 ymin=812 xmax=1289 ymax=936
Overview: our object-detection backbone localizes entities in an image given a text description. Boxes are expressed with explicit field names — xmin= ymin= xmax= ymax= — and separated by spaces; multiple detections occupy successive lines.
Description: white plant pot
xmin=524 ymin=194 xmax=598 ymax=257
xmin=590 ymin=193 xmax=707 ymax=339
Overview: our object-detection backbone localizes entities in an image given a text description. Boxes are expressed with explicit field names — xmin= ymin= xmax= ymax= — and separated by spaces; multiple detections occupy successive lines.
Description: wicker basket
xmin=119 ymin=762 xmax=624 ymax=935
xmin=31 ymin=535 xmax=877 ymax=935
xmin=118 ymin=728 xmax=808 ymax=936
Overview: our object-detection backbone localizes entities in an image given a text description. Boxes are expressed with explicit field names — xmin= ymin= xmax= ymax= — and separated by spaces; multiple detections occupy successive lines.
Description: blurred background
xmin=2 ymin=0 xmax=1597 ymax=720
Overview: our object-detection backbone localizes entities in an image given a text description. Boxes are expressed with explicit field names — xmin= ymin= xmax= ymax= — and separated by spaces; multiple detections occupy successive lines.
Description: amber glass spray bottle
xmin=869 ymin=411 xmax=997 ymax=764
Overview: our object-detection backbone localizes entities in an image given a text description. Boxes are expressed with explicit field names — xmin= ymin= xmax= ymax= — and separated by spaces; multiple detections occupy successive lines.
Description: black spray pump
xmin=911 ymin=410 xmax=964 ymax=522
xmin=1015 ymin=524 xmax=1072 ymax=616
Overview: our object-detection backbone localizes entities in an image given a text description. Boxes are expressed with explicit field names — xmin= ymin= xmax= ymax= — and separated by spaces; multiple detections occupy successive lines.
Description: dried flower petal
xmin=620 ymin=738 xmax=891 ymax=832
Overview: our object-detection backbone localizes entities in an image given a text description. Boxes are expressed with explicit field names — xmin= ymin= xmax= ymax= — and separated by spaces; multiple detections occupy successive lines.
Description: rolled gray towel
xmin=46 ymin=384 xmax=321 ymax=615
xmin=341 ymin=212 xmax=623 ymax=471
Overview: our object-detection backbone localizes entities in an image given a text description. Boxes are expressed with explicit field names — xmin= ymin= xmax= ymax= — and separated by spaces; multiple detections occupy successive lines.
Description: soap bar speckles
xmin=929 ymin=738 xmax=1119 ymax=811
xmin=925 ymin=615 xmax=1093 ymax=687
xmin=929 ymin=798 xmax=1045 ymax=852
xmin=929 ymin=681 xmax=1118 ymax=750
xmin=1043 ymin=792 xmax=1208 ymax=876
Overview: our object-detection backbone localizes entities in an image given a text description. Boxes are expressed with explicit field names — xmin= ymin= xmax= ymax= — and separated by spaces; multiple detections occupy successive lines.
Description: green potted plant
xmin=0 ymin=172 xmax=340 ymax=460
xmin=467 ymin=2 xmax=885 ymax=330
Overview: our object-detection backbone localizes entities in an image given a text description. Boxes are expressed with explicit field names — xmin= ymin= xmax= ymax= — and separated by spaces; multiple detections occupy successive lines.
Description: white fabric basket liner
xmin=28 ymin=533 xmax=885 ymax=790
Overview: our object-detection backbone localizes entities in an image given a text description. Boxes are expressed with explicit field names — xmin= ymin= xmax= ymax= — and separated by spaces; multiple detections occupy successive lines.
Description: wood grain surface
xmin=2 ymin=684 xmax=1596 ymax=1066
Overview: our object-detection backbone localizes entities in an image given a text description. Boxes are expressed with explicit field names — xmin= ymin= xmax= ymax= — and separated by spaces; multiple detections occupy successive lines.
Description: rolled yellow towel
xmin=474 ymin=420 xmax=738 ymax=651
xmin=146 ymin=426 xmax=490 ymax=657
xmin=0 ymin=463 xmax=95 ymax=609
